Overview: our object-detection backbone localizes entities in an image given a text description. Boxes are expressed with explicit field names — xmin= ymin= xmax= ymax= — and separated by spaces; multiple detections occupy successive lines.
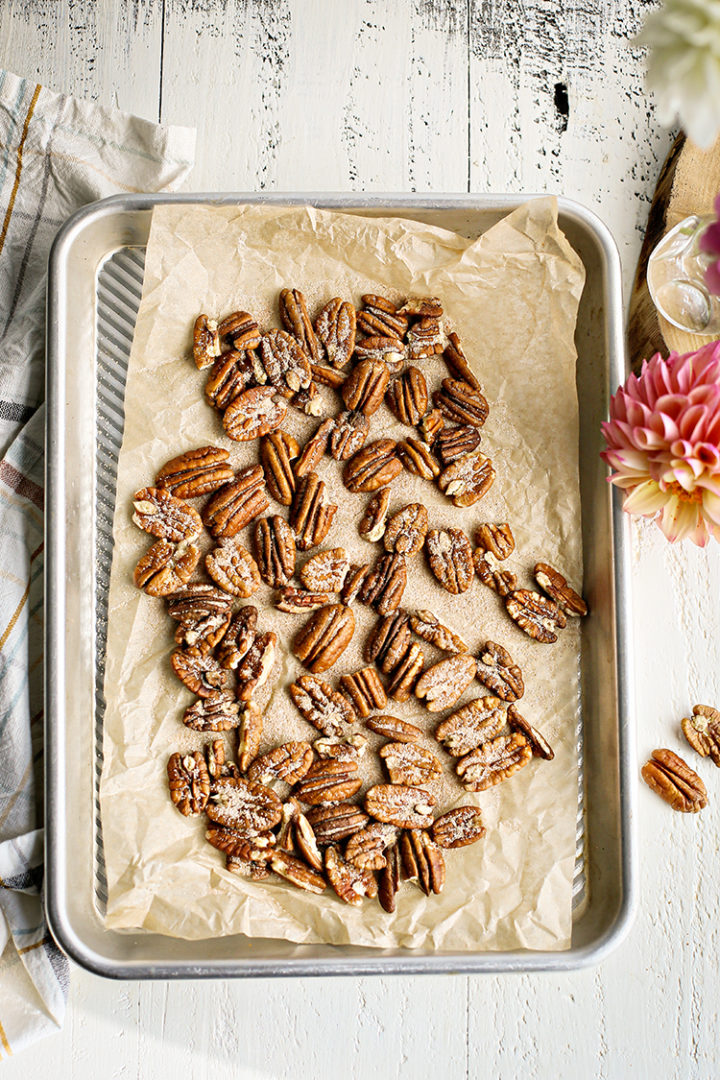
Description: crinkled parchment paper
xmin=100 ymin=197 xmax=585 ymax=951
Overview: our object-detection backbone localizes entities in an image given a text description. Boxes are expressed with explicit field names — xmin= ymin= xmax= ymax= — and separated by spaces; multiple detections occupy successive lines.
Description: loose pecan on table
xmin=345 ymin=823 xmax=398 ymax=871
xmin=247 ymin=742 xmax=314 ymax=786
xmin=170 ymin=646 xmax=229 ymax=697
xmin=442 ymin=332 xmax=480 ymax=390
xmin=641 ymin=749 xmax=708 ymax=812
xmin=340 ymin=564 xmax=370 ymax=605
xmin=270 ymin=852 xmax=326 ymax=893
xmin=294 ymin=759 xmax=363 ymax=806
xmin=386 ymin=642 xmax=425 ymax=702
xmin=183 ymin=691 xmax=241 ymax=732
xmin=365 ymin=713 xmax=423 ymax=743
xmin=218 ymin=311 xmax=262 ymax=351
xmin=358 ymin=294 xmax=408 ymax=339
xmin=305 ymin=803 xmax=369 ymax=844
xmin=205 ymin=350 xmax=260 ymax=410
xmin=276 ymin=587 xmax=333 ymax=613
xmin=354 ymin=335 xmax=405 ymax=373
xmin=294 ymin=418 xmax=335 ymax=478
xmin=237 ymin=700 xmax=264 ymax=772
xmin=396 ymin=437 xmax=441 ymax=480
xmin=406 ymin=317 xmax=444 ymax=360
xmin=682 ymin=704 xmax=720 ymax=766
xmin=475 ymin=522 xmax=515 ymax=560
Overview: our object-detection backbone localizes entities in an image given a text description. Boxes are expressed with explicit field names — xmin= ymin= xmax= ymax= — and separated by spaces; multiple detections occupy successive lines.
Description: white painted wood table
xmin=2 ymin=2 xmax=718 ymax=1077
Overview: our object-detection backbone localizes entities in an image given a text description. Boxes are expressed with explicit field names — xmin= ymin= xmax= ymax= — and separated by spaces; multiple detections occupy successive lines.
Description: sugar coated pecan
xmin=207 ymin=777 xmax=283 ymax=832
xmin=279 ymin=288 xmax=321 ymax=364
xmin=341 ymin=358 xmax=390 ymax=416
xmin=383 ymin=503 xmax=428 ymax=557
xmin=418 ymin=408 xmax=445 ymax=445
xmin=364 ymin=609 xmax=412 ymax=673
xmin=345 ymin=823 xmax=398 ymax=871
xmin=682 ymin=704 xmax=720 ymax=766
xmin=475 ymin=640 xmax=524 ymax=701
xmin=406 ymin=316 xmax=444 ymax=360
xmin=506 ymin=704 xmax=554 ymax=760
xmin=206 ymin=826 xmax=276 ymax=861
xmin=343 ymin=439 xmax=402 ymax=493
xmin=415 ymin=654 xmax=477 ymax=713
xmin=134 ymin=539 xmax=199 ymax=597
xmin=365 ymin=713 xmax=422 ymax=743
xmin=235 ymin=630 xmax=277 ymax=701
xmin=456 ymin=732 xmax=532 ymax=792
xmin=359 ymin=294 xmax=408 ymax=338
xmin=396 ymin=437 xmax=441 ymax=479
xmin=216 ymin=606 xmax=258 ymax=669
xmin=183 ymin=691 xmax=241 ymax=732
xmin=236 ymin=700 xmax=264 ymax=772
xmin=364 ymin=784 xmax=435 ymax=829
xmin=311 ymin=362 xmax=346 ymax=389
xmin=299 ymin=547 xmax=349 ymax=593
xmin=270 ymin=851 xmax=327 ymax=893
xmin=435 ymin=424 xmax=482 ymax=467
xmin=359 ymin=553 xmax=408 ymax=615
xmin=329 ymin=410 xmax=370 ymax=461
xmin=386 ymin=642 xmax=425 ymax=702
xmin=259 ymin=328 xmax=313 ymax=396
xmin=505 ymin=589 xmax=566 ymax=643
xmin=385 ymin=366 xmax=428 ymax=426
xmin=641 ymin=749 xmax=708 ymax=812
xmin=276 ymin=586 xmax=333 ymax=613
xmin=442 ymin=332 xmax=480 ymax=390
xmin=294 ymin=759 xmax=362 ymax=806
xmin=260 ymin=429 xmax=300 ymax=505
xmin=425 ymin=527 xmax=474 ymax=594
xmin=314 ymin=297 xmax=356 ymax=368
xmin=248 ymin=742 xmax=314 ymax=786
xmin=380 ymin=742 xmax=442 ymax=786
xmin=223 ymin=386 xmax=287 ymax=441
xmin=205 ymin=350 xmax=260 ymax=410
xmin=325 ymin=845 xmax=378 ymax=905
xmin=439 ymin=451 xmax=495 ymax=507
xmin=192 ymin=314 xmax=221 ymax=369
xmin=289 ymin=674 xmax=357 ymax=735
xmin=435 ymin=696 xmax=505 ymax=757
xmin=339 ymin=666 xmax=388 ymax=717
xmin=410 ymin=610 xmax=467 ymax=654
xmin=475 ymin=523 xmax=515 ymax=561
xmin=474 ymin=553 xmax=518 ymax=597
xmin=397 ymin=296 xmax=443 ymax=318
xmin=340 ymin=563 xmax=370 ymax=605
xmin=306 ymin=803 xmax=369 ymax=844
xmin=432 ymin=806 xmax=486 ymax=849
xmin=254 ymin=515 xmax=296 ymax=587
xmin=358 ymin=488 xmax=390 ymax=542
xmin=202 ymin=466 xmax=269 ymax=537
xmin=294 ymin=418 xmax=335 ymax=478
xmin=290 ymin=472 xmax=338 ymax=550
xmin=218 ymin=310 xmax=262 ymax=351
xmin=156 ymin=446 xmax=233 ymax=498
xmin=433 ymin=378 xmax=489 ymax=427
xmin=534 ymin=561 xmax=588 ymax=616
xmin=293 ymin=604 xmax=355 ymax=673
xmin=313 ymin=734 xmax=368 ymax=764
xmin=170 ymin=646 xmax=229 ymax=697
xmin=168 ymin=751 xmax=210 ymax=815
xmin=205 ymin=538 xmax=261 ymax=598
xmin=354 ymin=336 xmax=405 ymax=373
xmin=132 ymin=487 xmax=202 ymax=542
xmin=168 ymin=584 xmax=233 ymax=652
xmin=399 ymin=829 xmax=445 ymax=894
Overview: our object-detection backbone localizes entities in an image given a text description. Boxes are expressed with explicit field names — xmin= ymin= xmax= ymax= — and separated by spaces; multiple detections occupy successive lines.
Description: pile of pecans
xmin=131 ymin=289 xmax=589 ymax=912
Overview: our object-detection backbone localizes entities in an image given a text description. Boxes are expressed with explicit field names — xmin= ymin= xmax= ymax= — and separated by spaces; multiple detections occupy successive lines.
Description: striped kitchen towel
xmin=0 ymin=70 xmax=195 ymax=1058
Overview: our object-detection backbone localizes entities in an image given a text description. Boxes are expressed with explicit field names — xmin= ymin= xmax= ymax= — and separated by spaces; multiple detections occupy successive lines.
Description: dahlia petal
xmin=695 ymin=442 xmax=720 ymax=469
xmin=699 ymin=222 xmax=720 ymax=256
xmin=700 ymin=490 xmax=720 ymax=525
xmin=659 ymin=497 xmax=699 ymax=543
xmin=622 ymin=480 xmax=668 ymax=515
xmin=678 ymin=403 xmax=709 ymax=440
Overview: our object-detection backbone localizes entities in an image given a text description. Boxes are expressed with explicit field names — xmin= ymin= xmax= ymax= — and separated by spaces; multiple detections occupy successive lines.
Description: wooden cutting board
xmin=628 ymin=132 xmax=720 ymax=371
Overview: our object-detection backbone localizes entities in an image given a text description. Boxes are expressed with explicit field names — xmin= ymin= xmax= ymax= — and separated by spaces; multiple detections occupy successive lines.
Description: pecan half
xmin=383 ymin=503 xmax=428 ymax=557
xmin=313 ymin=733 xmax=368 ymax=763
xmin=457 ymin=733 xmax=532 ymax=792
xmin=341 ymin=358 xmax=390 ymax=416
xmin=406 ymin=316 xmax=444 ymax=360
xmin=385 ymin=367 xmax=428 ymax=425
xmin=358 ymin=489 xmax=390 ymax=542
xmin=397 ymin=296 xmax=443 ymax=318
xmin=207 ymin=776 xmax=283 ymax=832
xmin=505 ymin=589 xmax=566 ymax=643
xmin=433 ymin=378 xmax=489 ymax=427
xmin=192 ymin=314 xmax=221 ymax=369
xmin=329 ymin=410 xmax=370 ymax=461
xmin=289 ymin=674 xmax=357 ymax=735
xmin=259 ymin=328 xmax=312 ymax=396
xmin=294 ymin=418 xmax=335 ymax=478
xmin=475 ymin=522 xmax=515 ymax=560
xmin=294 ymin=759 xmax=362 ymax=806
xmin=432 ymin=807 xmax=486 ymax=849
xmin=206 ymin=826 xmax=275 ymax=861
xmin=410 ymin=609 xmax=467 ymax=654
xmin=299 ymin=547 xmax=349 ymax=593
xmin=132 ymin=487 xmax=202 ymax=542
xmin=237 ymin=700 xmax=264 ymax=772
xmin=354 ymin=335 xmax=405 ymax=373
xmin=134 ymin=539 xmax=200 ymax=596
xmin=435 ymin=424 xmax=482 ymax=467
xmin=476 ymin=640 xmax=524 ymax=701
xmin=291 ymin=381 xmax=324 ymax=417
xmin=276 ymin=586 xmax=333 ymax=613
xmin=399 ymin=829 xmax=445 ymax=894
xmin=293 ymin=811 xmax=324 ymax=872
xmin=418 ymin=408 xmax=445 ymax=445
xmin=641 ymin=748 xmax=708 ymax=812
xmin=325 ymin=846 xmax=378 ymax=905
xmin=235 ymin=631 xmax=277 ymax=701
xmin=311 ymin=362 xmax=346 ymax=389
xmin=386 ymin=642 xmax=425 ymax=702
xmin=380 ymin=742 xmax=442 ymax=786
xmin=216 ymin=606 xmax=258 ymax=669
xmin=344 ymin=439 xmax=402 ymax=493
xmin=340 ymin=563 xmax=370 ymax=605
xmin=260 ymin=429 xmax=300 ymax=505
xmin=290 ymin=472 xmax=338 ymax=550
xmin=270 ymin=851 xmax=327 ymax=893
xmin=365 ymin=714 xmax=422 ymax=743
xmin=435 ymin=696 xmax=506 ymax=756
xmin=314 ymin=297 xmax=356 ymax=368
xmin=226 ymin=854 xmax=271 ymax=881
xmin=168 ymin=751 xmax=210 ymax=815
xmin=248 ymin=742 xmax=314 ymax=786
xmin=415 ymin=654 xmax=477 ymax=713
xmin=364 ymin=609 xmax=412 ymax=673
xmin=222 ymin=386 xmax=287 ymax=441
xmin=359 ymin=553 xmax=408 ymax=615
xmin=205 ymin=350 xmax=260 ymax=410
xmin=339 ymin=666 xmax=388 ymax=717
xmin=205 ymin=739 xmax=239 ymax=786
xmin=156 ymin=446 xmax=233 ymax=498
xmin=293 ymin=604 xmax=355 ymax=673
xmin=364 ymin=785 xmax=435 ymax=829
xmin=183 ymin=691 xmax=241 ymax=732
xmin=254 ymin=515 xmax=297 ymax=587
xmin=438 ymin=451 xmax=495 ymax=507
xmin=442 ymin=332 xmax=480 ymax=390
xmin=218 ymin=311 xmax=262 ymax=351
xmin=306 ymin=803 xmax=369 ymax=844
xmin=205 ymin=538 xmax=261 ymax=598
xmin=279 ymin=288 xmax=321 ymax=364
xmin=534 ymin=562 xmax=588 ymax=616
xmin=682 ymin=704 xmax=720 ymax=766
xmin=425 ymin=527 xmax=474 ymax=594
xmin=345 ymin=823 xmax=399 ymax=871
xmin=359 ymin=294 xmax=408 ymax=339
xmin=202 ymin=466 xmax=270 ymax=537
xmin=378 ymin=841 xmax=401 ymax=912
xmin=396 ymin=437 xmax=441 ymax=479
xmin=168 ymin=584 xmax=233 ymax=652
xmin=473 ymin=554 xmax=518 ymax=597
xmin=507 ymin=703 xmax=554 ymax=760
xmin=170 ymin=646 xmax=229 ymax=697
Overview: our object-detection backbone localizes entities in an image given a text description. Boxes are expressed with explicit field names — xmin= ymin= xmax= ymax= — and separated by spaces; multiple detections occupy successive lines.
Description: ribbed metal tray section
xmin=90 ymin=245 xmax=587 ymax=916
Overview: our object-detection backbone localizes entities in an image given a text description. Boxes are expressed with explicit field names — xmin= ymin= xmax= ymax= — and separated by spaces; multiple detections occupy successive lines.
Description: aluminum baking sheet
xmin=45 ymin=194 xmax=636 ymax=977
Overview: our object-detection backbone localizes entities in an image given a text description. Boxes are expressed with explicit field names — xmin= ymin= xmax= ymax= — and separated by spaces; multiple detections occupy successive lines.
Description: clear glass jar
xmin=647 ymin=214 xmax=720 ymax=335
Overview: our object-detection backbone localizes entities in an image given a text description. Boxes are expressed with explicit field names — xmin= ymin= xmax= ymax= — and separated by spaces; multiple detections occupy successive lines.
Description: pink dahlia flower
xmin=601 ymin=342 xmax=720 ymax=546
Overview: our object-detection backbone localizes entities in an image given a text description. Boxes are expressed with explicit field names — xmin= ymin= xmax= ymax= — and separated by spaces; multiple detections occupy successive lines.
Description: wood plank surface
xmin=1 ymin=2 xmax=719 ymax=1078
